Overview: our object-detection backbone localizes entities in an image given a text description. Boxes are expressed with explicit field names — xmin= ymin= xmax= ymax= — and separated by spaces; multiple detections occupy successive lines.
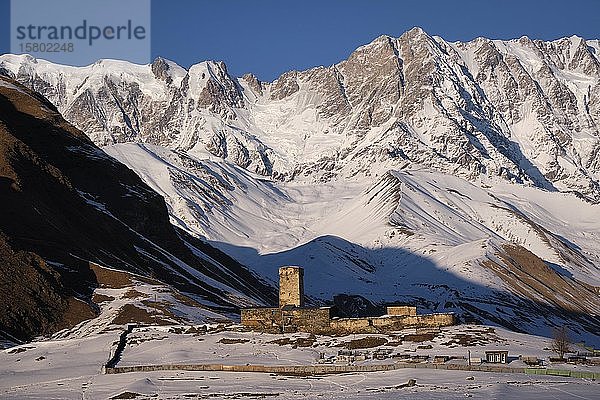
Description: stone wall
xmin=329 ymin=317 xmax=374 ymax=333
xmin=242 ymin=306 xmax=454 ymax=334
xmin=104 ymin=362 xmax=600 ymax=380
xmin=289 ymin=307 xmax=331 ymax=333
xmin=387 ymin=306 xmax=417 ymax=316
xmin=330 ymin=313 xmax=455 ymax=334
xmin=240 ymin=308 xmax=281 ymax=333
xmin=374 ymin=314 xmax=455 ymax=330
xmin=241 ymin=307 xmax=331 ymax=333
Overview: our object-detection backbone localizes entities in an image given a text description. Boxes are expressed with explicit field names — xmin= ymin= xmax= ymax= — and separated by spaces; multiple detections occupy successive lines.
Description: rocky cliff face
xmin=0 ymin=77 xmax=275 ymax=341
xmin=1 ymin=28 xmax=599 ymax=200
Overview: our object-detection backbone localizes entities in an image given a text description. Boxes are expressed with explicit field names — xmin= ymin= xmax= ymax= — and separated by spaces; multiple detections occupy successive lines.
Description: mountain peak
xmin=406 ymin=26 xmax=428 ymax=36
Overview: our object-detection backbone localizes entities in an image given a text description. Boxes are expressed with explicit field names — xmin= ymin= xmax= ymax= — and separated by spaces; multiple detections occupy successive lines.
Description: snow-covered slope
xmin=1 ymin=28 xmax=600 ymax=200
xmin=104 ymin=143 xmax=290 ymax=247
xmin=103 ymin=144 xmax=600 ymax=344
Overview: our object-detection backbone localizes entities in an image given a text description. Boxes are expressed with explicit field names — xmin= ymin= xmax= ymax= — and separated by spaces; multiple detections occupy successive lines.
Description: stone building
xmin=240 ymin=266 xmax=455 ymax=334
xmin=279 ymin=266 xmax=304 ymax=307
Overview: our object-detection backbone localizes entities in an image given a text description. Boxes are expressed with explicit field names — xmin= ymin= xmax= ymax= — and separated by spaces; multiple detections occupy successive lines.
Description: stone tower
xmin=279 ymin=266 xmax=304 ymax=308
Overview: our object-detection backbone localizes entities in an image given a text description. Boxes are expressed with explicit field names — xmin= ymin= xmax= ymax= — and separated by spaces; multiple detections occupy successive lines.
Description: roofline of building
xmin=329 ymin=312 xmax=455 ymax=321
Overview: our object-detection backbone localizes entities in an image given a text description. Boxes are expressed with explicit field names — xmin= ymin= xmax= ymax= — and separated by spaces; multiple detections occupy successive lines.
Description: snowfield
xmin=1 ymin=323 xmax=599 ymax=399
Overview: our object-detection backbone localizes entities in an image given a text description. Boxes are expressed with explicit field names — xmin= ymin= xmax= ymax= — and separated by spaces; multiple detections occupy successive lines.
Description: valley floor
xmin=1 ymin=324 xmax=598 ymax=399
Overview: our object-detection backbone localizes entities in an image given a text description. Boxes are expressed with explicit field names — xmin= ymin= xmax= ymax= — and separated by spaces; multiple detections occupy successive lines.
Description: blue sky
xmin=1 ymin=0 xmax=599 ymax=81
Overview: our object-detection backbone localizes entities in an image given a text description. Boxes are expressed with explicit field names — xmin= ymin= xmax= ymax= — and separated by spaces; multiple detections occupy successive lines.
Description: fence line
xmin=525 ymin=368 xmax=600 ymax=379
xmin=103 ymin=362 xmax=600 ymax=379
xmin=104 ymin=324 xmax=135 ymax=370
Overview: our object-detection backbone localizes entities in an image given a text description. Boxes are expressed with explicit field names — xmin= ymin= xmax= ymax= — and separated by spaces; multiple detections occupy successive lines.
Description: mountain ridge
xmin=1 ymin=28 xmax=599 ymax=200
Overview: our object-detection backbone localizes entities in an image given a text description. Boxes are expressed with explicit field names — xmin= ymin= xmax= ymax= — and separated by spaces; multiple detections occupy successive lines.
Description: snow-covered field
xmin=1 ymin=324 xmax=598 ymax=399
xmin=5 ymin=367 xmax=600 ymax=399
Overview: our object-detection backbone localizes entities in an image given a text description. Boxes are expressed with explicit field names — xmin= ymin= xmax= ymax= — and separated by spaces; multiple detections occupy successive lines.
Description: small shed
xmin=433 ymin=355 xmax=450 ymax=364
xmin=567 ymin=355 xmax=587 ymax=364
xmin=520 ymin=355 xmax=541 ymax=366
xmin=485 ymin=350 xmax=509 ymax=364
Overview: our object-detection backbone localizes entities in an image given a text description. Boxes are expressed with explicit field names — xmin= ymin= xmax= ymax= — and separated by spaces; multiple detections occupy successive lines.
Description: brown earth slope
xmin=0 ymin=77 xmax=275 ymax=341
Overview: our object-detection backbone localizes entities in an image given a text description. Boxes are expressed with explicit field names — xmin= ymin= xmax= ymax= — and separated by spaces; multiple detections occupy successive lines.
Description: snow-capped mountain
xmin=1 ymin=28 xmax=600 ymax=344
xmin=1 ymin=27 xmax=599 ymax=200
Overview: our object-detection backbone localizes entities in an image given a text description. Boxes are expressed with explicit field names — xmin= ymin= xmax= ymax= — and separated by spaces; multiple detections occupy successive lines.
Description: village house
xmin=485 ymin=350 xmax=509 ymax=364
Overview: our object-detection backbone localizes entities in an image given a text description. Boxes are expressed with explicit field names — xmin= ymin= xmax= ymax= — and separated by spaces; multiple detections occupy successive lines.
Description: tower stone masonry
xmin=279 ymin=266 xmax=304 ymax=307
xmin=241 ymin=264 xmax=455 ymax=334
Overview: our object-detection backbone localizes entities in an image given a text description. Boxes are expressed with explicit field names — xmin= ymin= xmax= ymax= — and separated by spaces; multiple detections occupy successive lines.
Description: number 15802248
xmin=19 ymin=42 xmax=74 ymax=52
